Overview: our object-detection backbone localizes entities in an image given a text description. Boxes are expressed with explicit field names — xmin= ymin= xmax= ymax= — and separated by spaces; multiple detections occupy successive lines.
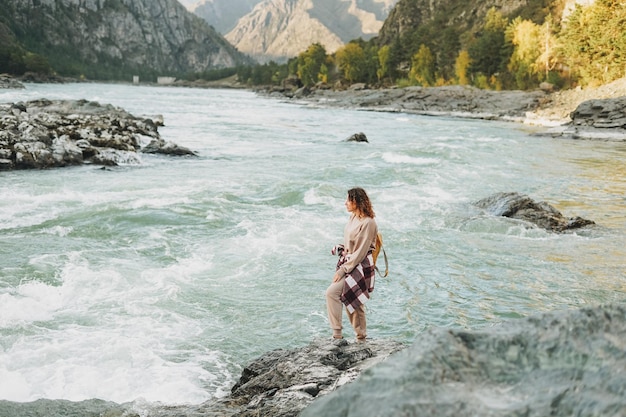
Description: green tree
xmin=506 ymin=17 xmax=542 ymax=89
xmin=377 ymin=45 xmax=391 ymax=82
xmin=387 ymin=37 xmax=408 ymax=80
xmin=23 ymin=52 xmax=52 ymax=74
xmin=468 ymin=8 xmax=511 ymax=85
xmin=559 ymin=0 xmax=626 ymax=86
xmin=409 ymin=44 xmax=435 ymax=86
xmin=335 ymin=42 xmax=366 ymax=84
xmin=297 ymin=43 xmax=327 ymax=87
xmin=434 ymin=27 xmax=460 ymax=82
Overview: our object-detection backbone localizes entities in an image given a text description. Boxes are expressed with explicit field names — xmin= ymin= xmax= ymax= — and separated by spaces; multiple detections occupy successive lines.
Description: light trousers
xmin=326 ymin=278 xmax=367 ymax=340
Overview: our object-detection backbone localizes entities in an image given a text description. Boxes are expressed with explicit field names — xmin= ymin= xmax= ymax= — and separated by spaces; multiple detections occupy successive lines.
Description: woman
xmin=326 ymin=187 xmax=378 ymax=341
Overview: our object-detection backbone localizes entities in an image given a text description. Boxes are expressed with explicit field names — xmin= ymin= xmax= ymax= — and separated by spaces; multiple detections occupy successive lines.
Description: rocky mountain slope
xmin=0 ymin=0 xmax=251 ymax=80
xmin=378 ymin=0 xmax=530 ymax=45
xmin=191 ymin=0 xmax=263 ymax=34
xmin=377 ymin=0 xmax=592 ymax=46
xmin=224 ymin=0 xmax=397 ymax=62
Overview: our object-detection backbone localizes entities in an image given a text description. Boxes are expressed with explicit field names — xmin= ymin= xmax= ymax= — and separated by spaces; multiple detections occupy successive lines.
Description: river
xmin=0 ymin=83 xmax=624 ymax=414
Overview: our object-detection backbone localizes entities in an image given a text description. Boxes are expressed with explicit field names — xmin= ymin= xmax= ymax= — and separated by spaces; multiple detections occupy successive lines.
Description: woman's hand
xmin=332 ymin=271 xmax=343 ymax=283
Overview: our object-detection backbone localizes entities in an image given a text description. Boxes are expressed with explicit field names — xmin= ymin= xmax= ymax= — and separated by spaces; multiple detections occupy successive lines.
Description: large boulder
xmin=0 ymin=74 xmax=25 ymax=89
xmin=570 ymin=97 xmax=626 ymax=129
xmin=301 ymin=303 xmax=626 ymax=417
xmin=0 ymin=99 xmax=195 ymax=169
xmin=474 ymin=192 xmax=595 ymax=232
xmin=538 ymin=96 xmax=626 ymax=141
xmin=178 ymin=338 xmax=405 ymax=417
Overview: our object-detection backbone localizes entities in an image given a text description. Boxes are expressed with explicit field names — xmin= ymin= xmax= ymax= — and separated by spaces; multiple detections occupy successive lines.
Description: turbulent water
xmin=0 ymin=83 xmax=625 ymax=413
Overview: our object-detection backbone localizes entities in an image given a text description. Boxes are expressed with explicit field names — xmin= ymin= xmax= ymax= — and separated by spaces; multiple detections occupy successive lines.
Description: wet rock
xmin=0 ymin=99 xmax=195 ymax=170
xmin=563 ymin=97 xmax=626 ymax=140
xmin=0 ymin=74 xmax=25 ymax=89
xmin=302 ymin=303 xmax=626 ymax=417
xmin=17 ymin=71 xmax=67 ymax=84
xmin=173 ymin=338 xmax=405 ymax=417
xmin=534 ymin=96 xmax=626 ymax=141
xmin=570 ymin=97 xmax=626 ymax=129
xmin=141 ymin=138 xmax=196 ymax=156
xmin=292 ymin=86 xmax=312 ymax=98
xmin=345 ymin=132 xmax=368 ymax=142
xmin=474 ymin=192 xmax=595 ymax=232
xmin=0 ymin=398 xmax=130 ymax=417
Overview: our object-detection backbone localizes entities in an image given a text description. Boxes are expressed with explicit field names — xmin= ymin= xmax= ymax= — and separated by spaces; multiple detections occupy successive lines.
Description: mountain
xmin=224 ymin=0 xmax=398 ymax=63
xmin=0 ymin=0 xmax=252 ymax=80
xmin=191 ymin=0 xmax=263 ymax=34
xmin=378 ymin=0 xmax=533 ymax=45
xmin=176 ymin=0 xmax=199 ymax=9
xmin=376 ymin=0 xmax=591 ymax=46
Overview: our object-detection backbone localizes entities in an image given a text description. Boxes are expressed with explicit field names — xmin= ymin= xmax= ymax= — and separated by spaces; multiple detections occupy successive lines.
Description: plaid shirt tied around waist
xmin=336 ymin=250 xmax=375 ymax=313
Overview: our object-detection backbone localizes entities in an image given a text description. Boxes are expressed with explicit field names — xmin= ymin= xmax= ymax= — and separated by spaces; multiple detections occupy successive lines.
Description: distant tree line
xmin=234 ymin=0 xmax=626 ymax=91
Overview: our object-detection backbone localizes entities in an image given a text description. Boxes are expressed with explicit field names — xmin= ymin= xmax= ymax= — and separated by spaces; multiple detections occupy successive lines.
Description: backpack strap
xmin=375 ymin=246 xmax=388 ymax=277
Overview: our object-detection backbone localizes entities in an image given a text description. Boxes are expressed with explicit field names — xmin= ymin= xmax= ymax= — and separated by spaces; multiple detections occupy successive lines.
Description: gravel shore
xmin=274 ymin=78 xmax=626 ymax=130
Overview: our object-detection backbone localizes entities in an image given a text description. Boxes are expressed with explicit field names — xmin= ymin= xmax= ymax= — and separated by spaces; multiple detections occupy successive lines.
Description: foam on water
xmin=382 ymin=152 xmax=438 ymax=166
xmin=0 ymin=250 xmax=231 ymax=404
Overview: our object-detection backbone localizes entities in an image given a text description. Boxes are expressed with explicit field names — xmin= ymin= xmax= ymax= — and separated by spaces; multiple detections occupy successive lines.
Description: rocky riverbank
xmin=0 ymin=98 xmax=195 ymax=170
xmin=5 ymin=302 xmax=624 ymax=417
xmin=4 ymin=73 xmax=626 ymax=142
xmin=0 ymin=74 xmax=25 ymax=89
xmin=96 ymin=303 xmax=626 ymax=416
xmin=302 ymin=303 xmax=626 ymax=417
xmin=268 ymin=77 xmax=626 ymax=141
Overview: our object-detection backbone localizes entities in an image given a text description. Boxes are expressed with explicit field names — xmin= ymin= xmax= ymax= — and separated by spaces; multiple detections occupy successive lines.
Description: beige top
xmin=337 ymin=213 xmax=378 ymax=277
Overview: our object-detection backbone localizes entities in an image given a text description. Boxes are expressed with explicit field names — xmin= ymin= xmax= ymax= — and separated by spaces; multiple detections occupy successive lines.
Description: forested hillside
xmin=0 ymin=0 xmax=251 ymax=81
xmin=238 ymin=0 xmax=625 ymax=91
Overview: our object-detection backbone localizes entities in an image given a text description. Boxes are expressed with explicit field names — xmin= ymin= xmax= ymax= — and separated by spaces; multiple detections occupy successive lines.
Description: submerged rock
xmin=0 ymin=99 xmax=195 ymax=170
xmin=302 ymin=303 xmax=626 ymax=417
xmin=0 ymin=398 xmax=130 ymax=417
xmin=474 ymin=192 xmax=595 ymax=232
xmin=345 ymin=132 xmax=369 ymax=142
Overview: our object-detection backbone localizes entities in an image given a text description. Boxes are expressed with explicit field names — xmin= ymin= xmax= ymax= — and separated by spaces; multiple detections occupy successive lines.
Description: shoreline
xmin=260 ymin=79 xmax=626 ymax=141
xmin=3 ymin=74 xmax=626 ymax=141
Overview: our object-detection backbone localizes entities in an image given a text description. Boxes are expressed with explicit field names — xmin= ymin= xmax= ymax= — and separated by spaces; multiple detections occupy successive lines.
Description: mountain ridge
xmin=224 ymin=0 xmax=397 ymax=62
xmin=0 ymin=0 xmax=252 ymax=80
xmin=191 ymin=0 xmax=262 ymax=34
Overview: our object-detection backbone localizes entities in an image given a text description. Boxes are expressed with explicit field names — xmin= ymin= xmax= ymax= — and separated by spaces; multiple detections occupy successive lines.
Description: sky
xmin=176 ymin=0 xmax=198 ymax=11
